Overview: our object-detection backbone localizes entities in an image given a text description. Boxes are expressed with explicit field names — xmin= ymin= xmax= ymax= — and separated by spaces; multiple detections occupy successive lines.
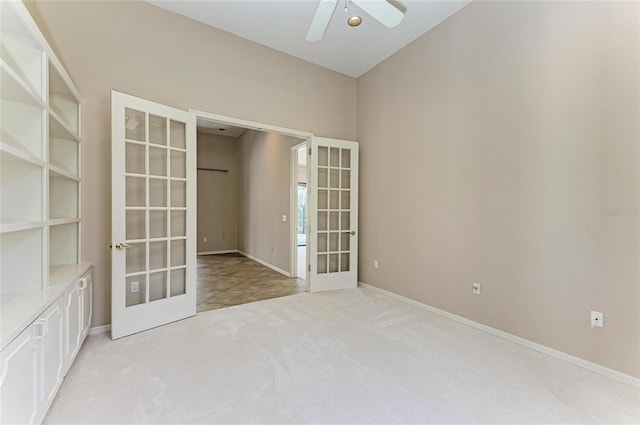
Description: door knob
xmin=115 ymin=243 xmax=132 ymax=250
xmin=350 ymin=230 xmax=356 ymax=236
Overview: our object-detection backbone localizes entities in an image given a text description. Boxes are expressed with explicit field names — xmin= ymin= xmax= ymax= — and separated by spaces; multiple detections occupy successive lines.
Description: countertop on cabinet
xmin=1 ymin=262 xmax=92 ymax=350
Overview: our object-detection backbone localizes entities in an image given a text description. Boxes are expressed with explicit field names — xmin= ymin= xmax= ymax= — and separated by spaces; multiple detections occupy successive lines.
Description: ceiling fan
xmin=306 ymin=0 xmax=405 ymax=42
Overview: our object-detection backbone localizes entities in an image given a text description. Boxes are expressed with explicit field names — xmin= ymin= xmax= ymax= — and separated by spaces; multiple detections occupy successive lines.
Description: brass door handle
xmin=115 ymin=243 xmax=132 ymax=250
xmin=350 ymin=231 xmax=356 ymax=236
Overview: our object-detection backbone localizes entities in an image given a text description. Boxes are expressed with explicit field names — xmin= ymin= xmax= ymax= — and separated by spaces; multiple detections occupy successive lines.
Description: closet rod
xmin=197 ymin=167 xmax=228 ymax=173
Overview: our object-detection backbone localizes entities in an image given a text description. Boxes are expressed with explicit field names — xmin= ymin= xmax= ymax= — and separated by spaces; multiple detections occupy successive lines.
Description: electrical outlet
xmin=472 ymin=282 xmax=481 ymax=295
xmin=373 ymin=260 xmax=379 ymax=269
xmin=591 ymin=311 xmax=604 ymax=328
xmin=203 ymin=237 xmax=208 ymax=243
xmin=131 ymin=281 xmax=139 ymax=293
xmin=282 ymin=215 xmax=287 ymax=222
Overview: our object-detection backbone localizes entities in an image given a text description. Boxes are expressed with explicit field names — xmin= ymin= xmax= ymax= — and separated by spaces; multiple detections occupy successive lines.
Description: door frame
xmin=189 ymin=109 xmax=313 ymax=280
xmin=290 ymin=141 xmax=308 ymax=284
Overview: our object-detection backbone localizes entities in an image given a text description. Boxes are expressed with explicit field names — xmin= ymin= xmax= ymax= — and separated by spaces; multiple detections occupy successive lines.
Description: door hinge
xmin=308 ymin=148 xmax=311 ymax=156
xmin=308 ymin=264 xmax=311 ymax=272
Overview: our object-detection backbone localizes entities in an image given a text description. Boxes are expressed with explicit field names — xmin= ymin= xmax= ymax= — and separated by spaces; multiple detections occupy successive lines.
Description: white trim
xmin=189 ymin=109 xmax=313 ymax=140
xmin=197 ymin=249 xmax=238 ymax=256
xmin=238 ymin=251 xmax=291 ymax=277
xmin=358 ymin=281 xmax=640 ymax=389
xmin=290 ymin=141 xmax=307 ymax=280
xmin=88 ymin=324 xmax=111 ymax=336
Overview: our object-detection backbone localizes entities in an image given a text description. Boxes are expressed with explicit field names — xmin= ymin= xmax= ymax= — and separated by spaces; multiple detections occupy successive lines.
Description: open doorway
xmin=194 ymin=116 xmax=309 ymax=312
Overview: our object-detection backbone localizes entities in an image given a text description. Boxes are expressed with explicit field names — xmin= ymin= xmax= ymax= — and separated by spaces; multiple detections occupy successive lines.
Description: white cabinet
xmin=39 ymin=297 xmax=64 ymax=412
xmin=81 ymin=273 xmax=93 ymax=337
xmin=0 ymin=324 xmax=38 ymax=425
xmin=64 ymin=271 xmax=92 ymax=371
xmin=0 ymin=297 xmax=64 ymax=425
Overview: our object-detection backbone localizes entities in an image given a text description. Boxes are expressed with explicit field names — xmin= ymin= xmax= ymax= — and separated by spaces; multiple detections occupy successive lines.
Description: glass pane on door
xmin=123 ymin=110 xmax=176 ymax=307
xmin=317 ymin=146 xmax=352 ymax=273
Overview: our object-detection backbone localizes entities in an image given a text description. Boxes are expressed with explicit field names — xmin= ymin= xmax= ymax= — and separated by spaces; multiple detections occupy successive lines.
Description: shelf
xmin=48 ymin=62 xmax=79 ymax=137
xmin=1 ymin=159 xmax=43 ymax=224
xmin=48 ymin=109 xmax=79 ymax=142
xmin=0 ymin=1 xmax=43 ymax=46
xmin=49 ymin=222 xmax=78 ymax=266
xmin=49 ymin=164 xmax=80 ymax=181
xmin=0 ymin=142 xmax=45 ymax=167
xmin=49 ymin=137 xmax=79 ymax=177
xmin=49 ymin=218 xmax=80 ymax=227
xmin=0 ymin=26 xmax=45 ymax=102
xmin=0 ymin=58 xmax=44 ymax=107
xmin=0 ymin=221 xmax=44 ymax=234
xmin=49 ymin=176 xmax=78 ymax=220
xmin=0 ymin=228 xmax=43 ymax=295
xmin=1 ymin=98 xmax=44 ymax=160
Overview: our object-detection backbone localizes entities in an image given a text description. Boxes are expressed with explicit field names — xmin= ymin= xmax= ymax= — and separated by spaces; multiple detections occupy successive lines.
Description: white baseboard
xmin=197 ymin=249 xmax=238 ymax=256
xmin=238 ymin=251 xmax=291 ymax=277
xmin=358 ymin=281 xmax=640 ymax=389
xmin=88 ymin=324 xmax=111 ymax=336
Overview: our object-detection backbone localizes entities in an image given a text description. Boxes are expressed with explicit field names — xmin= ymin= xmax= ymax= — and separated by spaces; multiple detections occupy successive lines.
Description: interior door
xmin=308 ymin=137 xmax=358 ymax=292
xmin=111 ymin=91 xmax=196 ymax=339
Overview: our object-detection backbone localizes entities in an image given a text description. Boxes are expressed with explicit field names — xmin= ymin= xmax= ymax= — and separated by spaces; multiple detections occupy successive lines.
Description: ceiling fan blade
xmin=352 ymin=0 xmax=404 ymax=28
xmin=306 ymin=0 xmax=338 ymax=42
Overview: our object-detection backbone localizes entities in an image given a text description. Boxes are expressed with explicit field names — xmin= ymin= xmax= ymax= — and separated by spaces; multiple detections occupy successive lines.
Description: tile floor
xmin=196 ymin=253 xmax=306 ymax=312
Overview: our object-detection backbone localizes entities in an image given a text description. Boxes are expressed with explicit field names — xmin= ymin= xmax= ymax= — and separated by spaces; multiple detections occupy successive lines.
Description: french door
xmin=308 ymin=137 xmax=359 ymax=292
xmin=111 ymin=91 xmax=196 ymax=339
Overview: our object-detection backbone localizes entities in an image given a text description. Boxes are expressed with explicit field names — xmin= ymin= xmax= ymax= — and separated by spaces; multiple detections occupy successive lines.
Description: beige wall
xmin=197 ymin=132 xmax=239 ymax=253
xmin=238 ymin=130 xmax=302 ymax=272
xmin=357 ymin=1 xmax=640 ymax=377
xmin=32 ymin=0 xmax=356 ymax=327
xmin=31 ymin=0 xmax=639 ymax=378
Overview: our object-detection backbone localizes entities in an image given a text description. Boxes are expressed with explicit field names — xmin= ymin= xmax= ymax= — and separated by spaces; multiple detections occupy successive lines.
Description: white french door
xmin=111 ymin=91 xmax=196 ymax=339
xmin=308 ymin=137 xmax=358 ymax=292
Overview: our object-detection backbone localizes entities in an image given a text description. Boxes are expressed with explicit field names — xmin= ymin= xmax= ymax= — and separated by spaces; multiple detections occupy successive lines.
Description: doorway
xmin=111 ymin=93 xmax=359 ymax=338
xmin=194 ymin=116 xmax=309 ymax=312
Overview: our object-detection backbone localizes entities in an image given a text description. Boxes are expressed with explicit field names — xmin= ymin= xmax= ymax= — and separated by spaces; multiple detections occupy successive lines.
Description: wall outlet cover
xmin=590 ymin=311 xmax=604 ymax=328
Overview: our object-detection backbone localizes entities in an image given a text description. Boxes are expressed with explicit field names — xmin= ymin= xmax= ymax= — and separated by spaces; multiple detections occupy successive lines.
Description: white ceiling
xmin=146 ymin=0 xmax=471 ymax=78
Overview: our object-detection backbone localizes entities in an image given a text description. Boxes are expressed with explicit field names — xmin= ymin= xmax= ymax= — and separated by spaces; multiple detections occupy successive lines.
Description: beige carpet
xmin=45 ymin=288 xmax=639 ymax=424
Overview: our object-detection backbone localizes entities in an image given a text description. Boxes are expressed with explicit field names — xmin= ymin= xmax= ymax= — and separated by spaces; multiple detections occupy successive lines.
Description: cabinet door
xmin=81 ymin=273 xmax=93 ymax=335
xmin=0 ymin=326 xmax=38 ymax=425
xmin=64 ymin=282 xmax=82 ymax=369
xmin=38 ymin=298 xmax=64 ymax=416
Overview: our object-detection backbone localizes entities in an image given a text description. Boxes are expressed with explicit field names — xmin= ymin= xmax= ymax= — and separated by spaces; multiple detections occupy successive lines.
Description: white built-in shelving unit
xmin=0 ymin=0 xmax=82 ymax=301
xmin=1 ymin=1 xmax=92 ymax=423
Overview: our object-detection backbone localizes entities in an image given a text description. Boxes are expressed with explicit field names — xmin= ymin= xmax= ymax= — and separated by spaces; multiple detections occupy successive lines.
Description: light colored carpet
xmin=45 ymin=288 xmax=639 ymax=424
